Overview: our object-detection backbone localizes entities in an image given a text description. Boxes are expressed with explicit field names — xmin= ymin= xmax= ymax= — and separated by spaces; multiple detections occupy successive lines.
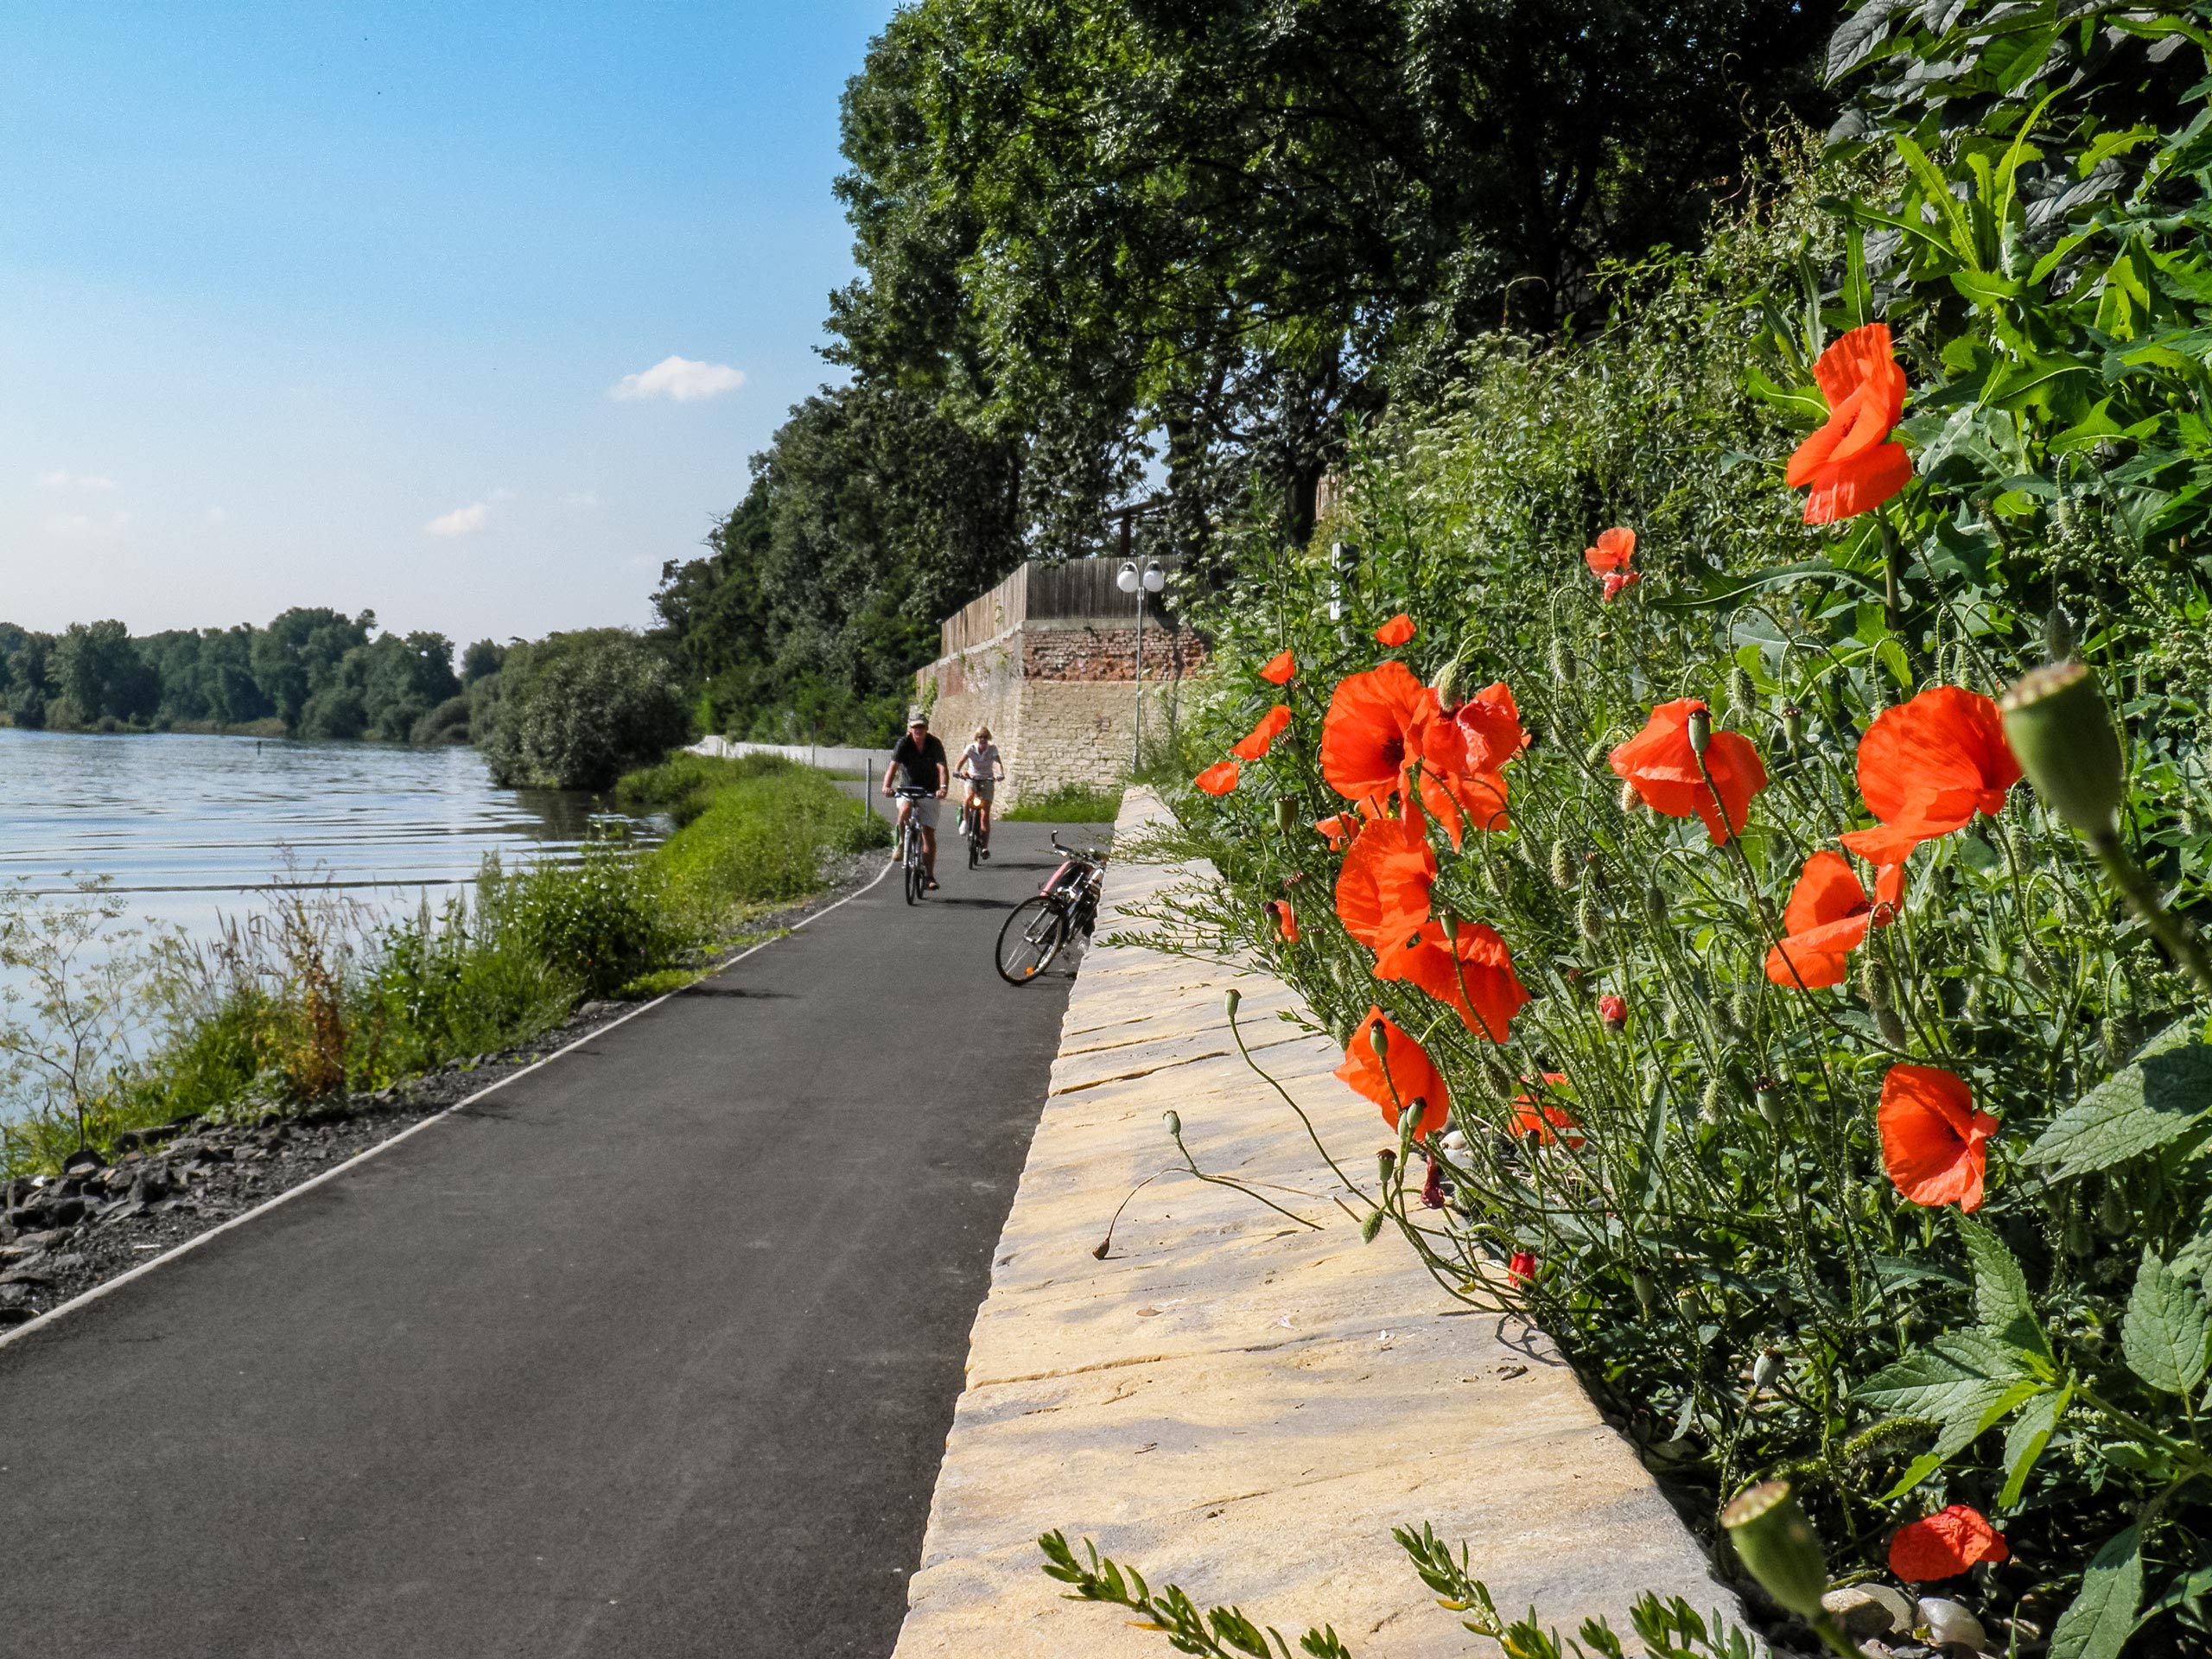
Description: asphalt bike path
xmin=0 ymin=817 xmax=1088 ymax=1657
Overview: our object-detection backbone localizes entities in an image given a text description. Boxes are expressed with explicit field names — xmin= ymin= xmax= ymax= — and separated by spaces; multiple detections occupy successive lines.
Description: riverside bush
xmin=1076 ymin=77 xmax=2212 ymax=1659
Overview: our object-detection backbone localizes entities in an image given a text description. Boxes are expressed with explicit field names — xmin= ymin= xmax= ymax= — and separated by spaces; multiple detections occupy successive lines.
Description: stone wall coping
xmin=891 ymin=788 xmax=1739 ymax=1656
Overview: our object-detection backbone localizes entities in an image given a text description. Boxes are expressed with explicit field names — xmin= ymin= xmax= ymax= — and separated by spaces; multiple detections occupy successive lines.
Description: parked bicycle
xmin=893 ymin=786 xmax=932 ymax=905
xmin=995 ymin=833 xmax=1106 ymax=984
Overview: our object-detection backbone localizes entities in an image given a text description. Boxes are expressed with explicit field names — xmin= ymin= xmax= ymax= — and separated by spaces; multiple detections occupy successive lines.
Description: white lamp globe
xmin=1141 ymin=561 xmax=1165 ymax=593
xmin=1116 ymin=561 xmax=1140 ymax=594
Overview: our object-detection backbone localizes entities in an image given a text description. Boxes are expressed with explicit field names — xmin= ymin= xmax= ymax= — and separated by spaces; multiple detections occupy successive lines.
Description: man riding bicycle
xmin=883 ymin=709 xmax=950 ymax=890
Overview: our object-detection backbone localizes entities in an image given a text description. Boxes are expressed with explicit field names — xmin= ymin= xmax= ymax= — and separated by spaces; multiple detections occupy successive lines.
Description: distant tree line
xmin=651 ymin=0 xmax=1843 ymax=746
xmin=0 ymin=609 xmax=493 ymax=744
xmin=0 ymin=612 xmax=693 ymax=794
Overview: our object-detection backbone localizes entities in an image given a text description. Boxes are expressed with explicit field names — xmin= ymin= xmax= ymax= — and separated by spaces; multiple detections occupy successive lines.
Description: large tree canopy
xmin=657 ymin=0 xmax=1840 ymax=741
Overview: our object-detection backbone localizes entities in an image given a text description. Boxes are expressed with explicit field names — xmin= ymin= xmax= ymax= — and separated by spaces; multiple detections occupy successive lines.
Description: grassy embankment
xmin=0 ymin=754 xmax=888 ymax=1173
xmin=998 ymin=783 xmax=1122 ymax=822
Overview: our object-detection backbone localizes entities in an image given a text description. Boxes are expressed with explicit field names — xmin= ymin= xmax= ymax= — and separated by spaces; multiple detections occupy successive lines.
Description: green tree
xmin=54 ymin=620 xmax=159 ymax=727
xmin=478 ymin=630 xmax=692 ymax=791
xmin=251 ymin=607 xmax=372 ymax=734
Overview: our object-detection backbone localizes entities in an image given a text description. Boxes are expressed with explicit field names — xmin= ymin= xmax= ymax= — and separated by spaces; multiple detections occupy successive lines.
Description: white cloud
xmin=567 ymin=490 xmax=600 ymax=509
xmin=609 ymin=355 xmax=745 ymax=404
xmin=40 ymin=471 xmax=120 ymax=492
xmin=45 ymin=509 xmax=132 ymax=539
xmin=425 ymin=502 xmax=489 ymax=537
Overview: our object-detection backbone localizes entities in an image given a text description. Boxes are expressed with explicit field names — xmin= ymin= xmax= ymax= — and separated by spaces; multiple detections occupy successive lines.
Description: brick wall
xmin=918 ymin=617 xmax=1204 ymax=804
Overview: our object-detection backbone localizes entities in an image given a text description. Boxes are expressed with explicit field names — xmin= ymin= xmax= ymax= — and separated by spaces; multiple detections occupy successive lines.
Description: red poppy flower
xmin=1260 ymin=649 xmax=1296 ymax=685
xmin=1419 ymin=1156 xmax=1446 ymax=1209
xmin=1601 ymin=572 xmax=1641 ymax=602
xmin=1510 ymin=1073 xmax=1583 ymax=1147
xmin=1890 ymin=1506 xmax=2010 ymax=1581
xmin=1230 ymin=703 xmax=1293 ymax=760
xmin=1320 ymin=661 xmax=1439 ymax=804
xmin=1599 ymin=994 xmax=1628 ymax=1031
xmin=1194 ymin=760 xmax=1240 ymax=795
xmin=1764 ymin=851 xmax=1907 ymax=989
xmin=1507 ymin=1249 xmax=1537 ymax=1284
xmin=1335 ymin=1007 xmax=1449 ymax=1138
xmin=1373 ymin=919 xmax=1529 ymax=1041
xmin=1374 ymin=613 xmax=1417 ymax=647
xmin=1609 ymin=700 xmax=1769 ymax=845
xmin=1879 ymin=1064 xmax=1998 ymax=1212
xmin=1840 ymin=686 xmax=2023 ymax=865
xmin=1454 ymin=682 xmax=1530 ymax=772
xmin=1415 ymin=766 xmax=1511 ymax=849
xmin=1787 ymin=322 xmax=1912 ymax=524
xmin=1314 ymin=810 xmax=1367 ymax=850
xmin=1585 ymin=527 xmax=1636 ymax=575
xmin=1334 ymin=813 xmax=1435 ymax=950
xmin=1262 ymin=899 xmax=1298 ymax=944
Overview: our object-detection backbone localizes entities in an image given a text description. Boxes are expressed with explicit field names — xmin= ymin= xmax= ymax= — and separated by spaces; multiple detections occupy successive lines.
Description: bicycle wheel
xmin=967 ymin=804 xmax=981 ymax=869
xmin=995 ymin=896 xmax=1067 ymax=984
xmin=906 ymin=850 xmax=925 ymax=905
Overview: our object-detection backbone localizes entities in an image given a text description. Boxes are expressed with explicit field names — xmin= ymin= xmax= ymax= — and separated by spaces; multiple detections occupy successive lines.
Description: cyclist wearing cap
xmin=884 ymin=710 xmax=950 ymax=889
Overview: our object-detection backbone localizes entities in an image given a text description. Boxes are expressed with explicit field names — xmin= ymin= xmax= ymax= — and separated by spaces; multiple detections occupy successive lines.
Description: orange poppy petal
xmin=1879 ymin=1064 xmax=1996 ymax=1211
xmin=1334 ymin=814 xmax=1435 ymax=950
xmin=1584 ymin=526 xmax=1636 ymax=574
xmin=1230 ymin=703 xmax=1293 ymax=760
xmin=1320 ymin=662 xmax=1439 ymax=803
xmin=1764 ymin=940 xmax=1853 ymax=989
xmin=1374 ymin=613 xmax=1417 ymax=647
xmin=1194 ymin=760 xmax=1240 ymax=795
xmin=1335 ymin=1007 xmax=1449 ymax=1137
xmin=1802 ymin=441 xmax=1913 ymax=524
xmin=1890 ymin=1506 xmax=2010 ymax=1581
xmin=1259 ymin=649 xmax=1296 ymax=684
xmin=1781 ymin=849 xmax=1868 ymax=937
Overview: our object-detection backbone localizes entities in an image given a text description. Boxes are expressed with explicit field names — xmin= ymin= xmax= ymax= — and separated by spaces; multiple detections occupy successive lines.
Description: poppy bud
xmin=1758 ymin=1082 xmax=1784 ymax=1130
xmin=1599 ymin=994 xmax=1627 ymax=1032
xmin=1361 ymin=1208 xmax=1386 ymax=1243
xmin=1751 ymin=1347 xmax=1783 ymax=1390
xmin=1224 ymin=988 xmax=1241 ymax=1020
xmin=2024 ymin=952 xmax=2051 ymax=993
xmin=1632 ymin=1268 xmax=1658 ymax=1316
xmin=1730 ymin=984 xmax=1758 ymax=1033
xmin=2100 ymin=1016 xmax=2126 ymax=1064
xmin=1701 ymin=1078 xmax=1727 ymax=1125
xmin=1507 ymin=1249 xmax=1536 ymax=1284
xmin=1431 ymin=660 xmax=1464 ymax=711
xmin=1274 ymin=798 xmax=1298 ymax=833
xmin=1643 ymin=885 xmax=1669 ymax=928
xmin=1549 ymin=639 xmax=1574 ymax=684
xmin=1859 ymin=957 xmax=1892 ymax=1014
xmin=1720 ymin=1481 xmax=1830 ymax=1620
xmin=1549 ymin=841 xmax=1576 ymax=889
xmin=2045 ymin=601 xmax=2075 ymax=662
xmin=1437 ymin=912 xmax=1459 ymax=942
xmin=1877 ymin=1006 xmax=1910 ymax=1048
xmin=2000 ymin=663 xmax=2126 ymax=837
xmin=1619 ymin=779 xmax=1643 ymax=814
xmin=1783 ymin=704 xmax=1805 ymax=749
xmin=1686 ymin=706 xmax=1712 ymax=755
xmin=1583 ymin=735 xmax=1611 ymax=769
xmin=2098 ymin=1180 xmax=2129 ymax=1238
xmin=1577 ymin=894 xmax=1605 ymax=942
xmin=1728 ymin=666 xmax=1757 ymax=715
xmin=1163 ymin=1109 xmax=1182 ymax=1136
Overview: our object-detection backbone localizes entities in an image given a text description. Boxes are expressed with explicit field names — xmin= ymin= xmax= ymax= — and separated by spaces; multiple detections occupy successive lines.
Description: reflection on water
xmin=0 ymin=727 xmax=651 ymax=941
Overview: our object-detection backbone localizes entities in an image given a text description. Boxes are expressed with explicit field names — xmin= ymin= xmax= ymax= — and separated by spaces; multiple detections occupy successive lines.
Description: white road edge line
xmin=0 ymin=857 xmax=897 ymax=1355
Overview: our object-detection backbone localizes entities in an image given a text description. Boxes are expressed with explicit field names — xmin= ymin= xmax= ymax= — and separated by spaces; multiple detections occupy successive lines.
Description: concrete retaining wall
xmin=892 ymin=789 xmax=1737 ymax=1656
xmin=683 ymin=738 xmax=891 ymax=775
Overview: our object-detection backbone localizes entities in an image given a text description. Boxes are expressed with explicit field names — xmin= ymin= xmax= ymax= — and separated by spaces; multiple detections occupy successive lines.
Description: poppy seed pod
xmin=1377 ymin=1148 xmax=1397 ymax=1181
xmin=1751 ymin=1348 xmax=1783 ymax=1390
xmin=1686 ymin=706 xmax=1712 ymax=755
xmin=1224 ymin=988 xmax=1242 ymax=1020
xmin=1368 ymin=1020 xmax=1391 ymax=1062
xmin=2000 ymin=663 xmax=2126 ymax=836
xmin=1163 ymin=1109 xmax=1182 ymax=1136
xmin=1721 ymin=1481 xmax=1830 ymax=1620
xmin=1632 ymin=1268 xmax=1659 ymax=1316
xmin=1274 ymin=798 xmax=1298 ymax=834
xmin=1758 ymin=1084 xmax=1784 ymax=1130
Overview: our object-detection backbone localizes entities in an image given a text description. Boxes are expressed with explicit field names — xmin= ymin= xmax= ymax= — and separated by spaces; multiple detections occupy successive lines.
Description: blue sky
xmin=0 ymin=2 xmax=894 ymax=648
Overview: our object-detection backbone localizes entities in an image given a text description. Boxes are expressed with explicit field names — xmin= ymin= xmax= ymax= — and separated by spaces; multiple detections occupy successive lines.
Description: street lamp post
xmin=1116 ymin=555 xmax=1166 ymax=772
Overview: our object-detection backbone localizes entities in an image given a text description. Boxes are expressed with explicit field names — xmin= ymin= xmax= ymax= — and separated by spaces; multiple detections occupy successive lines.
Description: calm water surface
xmin=0 ymin=728 xmax=645 ymax=942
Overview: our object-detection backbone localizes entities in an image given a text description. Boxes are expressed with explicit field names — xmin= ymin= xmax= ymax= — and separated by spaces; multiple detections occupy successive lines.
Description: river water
xmin=0 ymin=728 xmax=642 ymax=942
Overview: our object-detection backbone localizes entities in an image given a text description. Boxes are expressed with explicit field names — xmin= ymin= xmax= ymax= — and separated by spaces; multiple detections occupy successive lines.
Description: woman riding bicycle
xmin=955 ymin=725 xmax=1004 ymax=858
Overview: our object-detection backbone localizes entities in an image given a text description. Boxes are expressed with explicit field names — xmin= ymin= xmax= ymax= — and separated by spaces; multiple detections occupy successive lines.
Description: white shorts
xmin=897 ymin=795 xmax=940 ymax=830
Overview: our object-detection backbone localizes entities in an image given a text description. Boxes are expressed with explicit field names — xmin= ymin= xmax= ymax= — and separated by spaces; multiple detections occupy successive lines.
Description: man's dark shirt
xmin=891 ymin=732 xmax=947 ymax=792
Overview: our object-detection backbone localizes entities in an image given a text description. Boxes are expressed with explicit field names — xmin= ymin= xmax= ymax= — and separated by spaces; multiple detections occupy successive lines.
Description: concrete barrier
xmin=683 ymin=737 xmax=891 ymax=774
xmin=892 ymin=787 xmax=1737 ymax=1656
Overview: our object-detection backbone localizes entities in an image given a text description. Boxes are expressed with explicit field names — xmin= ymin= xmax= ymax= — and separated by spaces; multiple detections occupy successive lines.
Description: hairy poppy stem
xmin=2088 ymin=830 xmax=2212 ymax=996
xmin=1226 ymin=1001 xmax=1376 ymax=1205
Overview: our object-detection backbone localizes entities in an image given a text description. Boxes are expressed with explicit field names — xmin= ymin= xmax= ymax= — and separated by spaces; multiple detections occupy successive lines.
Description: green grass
xmin=1000 ymin=784 xmax=1124 ymax=823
